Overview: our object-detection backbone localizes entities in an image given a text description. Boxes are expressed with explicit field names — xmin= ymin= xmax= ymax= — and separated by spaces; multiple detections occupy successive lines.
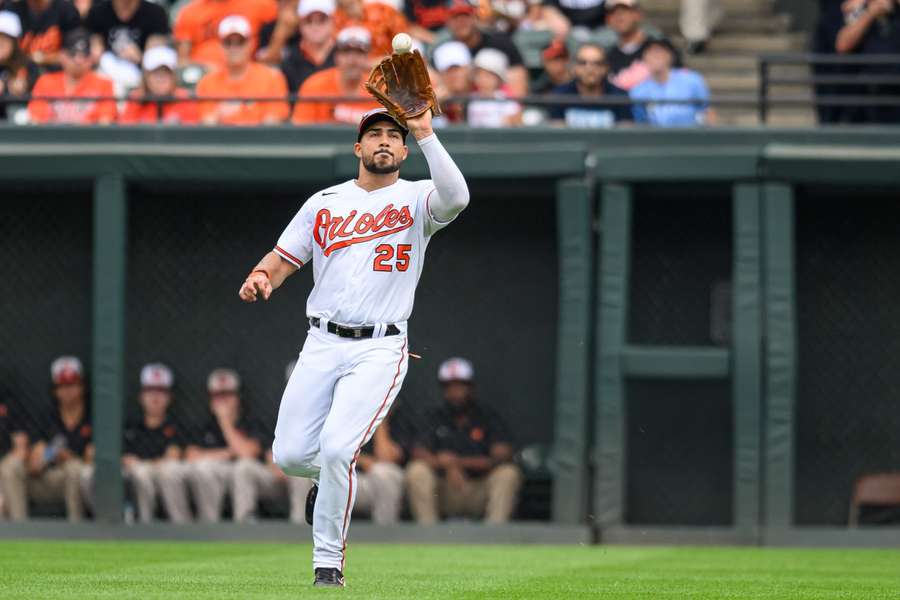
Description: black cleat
xmin=305 ymin=484 xmax=318 ymax=525
xmin=314 ymin=567 xmax=345 ymax=587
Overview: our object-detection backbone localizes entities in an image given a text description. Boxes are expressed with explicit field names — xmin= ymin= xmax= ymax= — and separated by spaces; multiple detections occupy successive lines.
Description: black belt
xmin=309 ymin=317 xmax=400 ymax=339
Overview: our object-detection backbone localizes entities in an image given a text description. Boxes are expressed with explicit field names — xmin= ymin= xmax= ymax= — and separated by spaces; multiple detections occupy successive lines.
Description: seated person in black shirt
xmin=836 ymin=0 xmax=900 ymax=123
xmin=184 ymin=368 xmax=268 ymax=523
xmin=445 ymin=0 xmax=528 ymax=96
xmin=548 ymin=43 xmax=631 ymax=127
xmin=605 ymin=0 xmax=652 ymax=90
xmin=2 ymin=0 xmax=82 ymax=69
xmin=279 ymin=0 xmax=337 ymax=94
xmin=256 ymin=0 xmax=301 ymax=65
xmin=249 ymin=361 xmax=315 ymax=525
xmin=352 ymin=411 xmax=412 ymax=524
xmin=0 ymin=357 xmax=93 ymax=522
xmin=120 ymin=363 xmax=191 ymax=523
xmin=0 ymin=394 xmax=28 ymax=519
xmin=532 ymin=38 xmax=569 ymax=94
xmin=86 ymin=0 xmax=170 ymax=89
xmin=406 ymin=357 xmax=522 ymax=524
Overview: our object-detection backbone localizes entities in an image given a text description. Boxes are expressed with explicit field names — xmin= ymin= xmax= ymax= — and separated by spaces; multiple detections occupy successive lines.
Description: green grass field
xmin=1 ymin=540 xmax=898 ymax=599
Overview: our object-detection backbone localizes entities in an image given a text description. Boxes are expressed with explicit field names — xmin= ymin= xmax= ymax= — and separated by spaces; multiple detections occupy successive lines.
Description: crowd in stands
xmin=0 ymin=356 xmax=522 ymax=524
xmin=0 ymin=0 xmax=717 ymax=127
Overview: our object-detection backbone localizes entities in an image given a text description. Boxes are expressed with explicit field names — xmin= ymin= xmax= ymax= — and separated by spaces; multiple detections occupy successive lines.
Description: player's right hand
xmin=239 ymin=272 xmax=272 ymax=302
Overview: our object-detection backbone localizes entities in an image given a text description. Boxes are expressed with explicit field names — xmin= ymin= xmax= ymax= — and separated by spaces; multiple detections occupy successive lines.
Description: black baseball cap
xmin=357 ymin=108 xmax=408 ymax=142
xmin=643 ymin=37 xmax=683 ymax=66
xmin=64 ymin=28 xmax=91 ymax=55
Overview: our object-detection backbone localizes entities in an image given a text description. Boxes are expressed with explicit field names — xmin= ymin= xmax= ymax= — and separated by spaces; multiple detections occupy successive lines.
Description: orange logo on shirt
xmin=470 ymin=427 xmax=484 ymax=442
xmin=20 ymin=27 xmax=62 ymax=55
xmin=163 ymin=425 xmax=176 ymax=438
xmin=314 ymin=204 xmax=414 ymax=256
xmin=80 ymin=424 xmax=92 ymax=438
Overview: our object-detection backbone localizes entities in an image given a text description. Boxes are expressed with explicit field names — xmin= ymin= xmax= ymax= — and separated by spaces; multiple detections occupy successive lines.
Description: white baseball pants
xmin=272 ymin=326 xmax=409 ymax=570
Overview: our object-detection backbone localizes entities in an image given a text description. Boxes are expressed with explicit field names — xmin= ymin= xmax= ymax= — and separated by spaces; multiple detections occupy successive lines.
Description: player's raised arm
xmin=405 ymin=111 xmax=470 ymax=223
xmin=238 ymin=251 xmax=299 ymax=303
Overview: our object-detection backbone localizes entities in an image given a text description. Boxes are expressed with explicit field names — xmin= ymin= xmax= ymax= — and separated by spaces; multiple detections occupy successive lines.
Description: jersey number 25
xmin=373 ymin=244 xmax=412 ymax=272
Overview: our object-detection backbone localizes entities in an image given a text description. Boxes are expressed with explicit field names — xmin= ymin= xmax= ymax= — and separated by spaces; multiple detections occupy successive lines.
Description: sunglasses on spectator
xmin=223 ymin=37 xmax=248 ymax=48
xmin=66 ymin=49 xmax=91 ymax=58
xmin=576 ymin=58 xmax=606 ymax=67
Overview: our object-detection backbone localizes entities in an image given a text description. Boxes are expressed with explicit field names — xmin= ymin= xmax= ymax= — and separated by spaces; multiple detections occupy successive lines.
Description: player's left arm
xmin=405 ymin=111 xmax=470 ymax=224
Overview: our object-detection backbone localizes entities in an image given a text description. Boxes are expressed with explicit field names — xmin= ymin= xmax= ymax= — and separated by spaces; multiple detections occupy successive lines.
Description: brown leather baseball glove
xmin=365 ymin=49 xmax=442 ymax=127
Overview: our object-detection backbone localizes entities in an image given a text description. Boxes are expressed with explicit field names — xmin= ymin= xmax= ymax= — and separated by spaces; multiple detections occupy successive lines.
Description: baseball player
xmin=184 ymin=368 xmax=268 ymax=522
xmin=238 ymin=107 xmax=468 ymax=587
xmin=121 ymin=363 xmax=191 ymax=523
xmin=0 ymin=357 xmax=93 ymax=521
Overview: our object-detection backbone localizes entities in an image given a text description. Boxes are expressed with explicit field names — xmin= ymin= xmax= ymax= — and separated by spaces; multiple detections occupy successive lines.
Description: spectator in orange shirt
xmin=120 ymin=46 xmax=200 ymax=125
xmin=28 ymin=28 xmax=117 ymax=124
xmin=292 ymin=25 xmax=377 ymax=124
xmin=173 ymin=0 xmax=277 ymax=68
xmin=195 ymin=15 xmax=289 ymax=125
xmin=333 ymin=0 xmax=408 ymax=58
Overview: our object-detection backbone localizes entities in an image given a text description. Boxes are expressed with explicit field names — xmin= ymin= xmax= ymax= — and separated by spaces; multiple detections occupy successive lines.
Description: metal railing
xmin=759 ymin=53 xmax=900 ymax=123
xmin=5 ymin=55 xmax=900 ymax=127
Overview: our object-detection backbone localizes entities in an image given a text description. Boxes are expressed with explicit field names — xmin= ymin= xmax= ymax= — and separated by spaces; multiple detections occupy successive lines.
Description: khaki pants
xmin=185 ymin=459 xmax=233 ymax=522
xmin=354 ymin=462 xmax=404 ymax=524
xmin=125 ymin=460 xmax=192 ymax=523
xmin=405 ymin=459 xmax=522 ymax=524
xmin=232 ymin=458 xmax=312 ymax=524
xmin=680 ymin=0 xmax=724 ymax=43
xmin=0 ymin=454 xmax=90 ymax=522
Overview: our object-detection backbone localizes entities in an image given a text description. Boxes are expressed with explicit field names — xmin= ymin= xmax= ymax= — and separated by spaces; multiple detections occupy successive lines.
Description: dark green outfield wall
xmin=2 ymin=126 xmax=900 ymax=541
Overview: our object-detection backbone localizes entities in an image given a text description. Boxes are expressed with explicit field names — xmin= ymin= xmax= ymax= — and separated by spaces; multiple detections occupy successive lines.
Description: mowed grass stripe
xmin=0 ymin=541 xmax=898 ymax=599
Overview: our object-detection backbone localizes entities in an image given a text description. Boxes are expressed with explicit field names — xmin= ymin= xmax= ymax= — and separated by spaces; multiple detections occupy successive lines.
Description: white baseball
xmin=392 ymin=33 xmax=413 ymax=54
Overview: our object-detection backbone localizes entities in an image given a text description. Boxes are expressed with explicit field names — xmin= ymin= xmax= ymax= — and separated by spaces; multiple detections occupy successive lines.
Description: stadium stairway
xmin=642 ymin=0 xmax=815 ymax=126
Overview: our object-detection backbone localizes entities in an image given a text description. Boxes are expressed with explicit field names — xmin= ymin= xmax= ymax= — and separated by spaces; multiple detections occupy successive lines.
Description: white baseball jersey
xmin=274 ymin=178 xmax=453 ymax=327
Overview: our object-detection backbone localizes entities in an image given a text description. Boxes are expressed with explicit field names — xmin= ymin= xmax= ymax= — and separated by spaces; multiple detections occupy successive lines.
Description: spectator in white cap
xmin=119 ymin=363 xmax=191 ymax=523
xmin=195 ymin=15 xmax=290 ymax=126
xmin=120 ymin=46 xmax=200 ymax=125
xmin=279 ymin=0 xmax=337 ymax=93
xmin=0 ymin=10 xmax=38 ymax=121
xmin=0 ymin=356 xmax=94 ymax=522
xmin=292 ymin=25 xmax=379 ymax=123
xmin=184 ymin=368 xmax=269 ymax=522
xmin=85 ymin=0 xmax=170 ymax=90
xmin=431 ymin=40 xmax=472 ymax=125
xmin=406 ymin=357 xmax=522 ymax=524
xmin=466 ymin=47 xmax=522 ymax=127
xmin=173 ymin=0 xmax=277 ymax=68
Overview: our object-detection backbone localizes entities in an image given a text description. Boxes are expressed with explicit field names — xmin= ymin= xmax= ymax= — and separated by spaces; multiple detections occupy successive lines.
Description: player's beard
xmin=363 ymin=150 xmax=401 ymax=175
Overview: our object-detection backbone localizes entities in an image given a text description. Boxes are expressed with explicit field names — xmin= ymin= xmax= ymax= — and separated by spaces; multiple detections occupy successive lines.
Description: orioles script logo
xmin=314 ymin=204 xmax=414 ymax=256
